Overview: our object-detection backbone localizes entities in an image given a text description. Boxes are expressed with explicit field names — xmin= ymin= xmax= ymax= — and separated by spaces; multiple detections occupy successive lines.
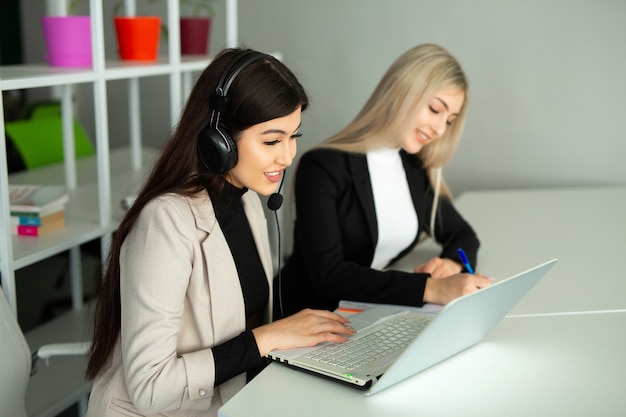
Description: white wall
xmin=236 ymin=0 xmax=626 ymax=194
xmin=20 ymin=0 xmax=626 ymax=195
xmin=17 ymin=1 xmax=625 ymax=265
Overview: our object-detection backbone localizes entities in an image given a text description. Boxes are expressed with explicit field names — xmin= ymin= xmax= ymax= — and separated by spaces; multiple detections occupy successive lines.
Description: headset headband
xmin=210 ymin=51 xmax=268 ymax=119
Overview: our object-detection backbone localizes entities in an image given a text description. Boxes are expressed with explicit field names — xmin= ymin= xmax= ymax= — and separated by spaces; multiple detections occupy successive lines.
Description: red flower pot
xmin=113 ymin=16 xmax=161 ymax=61
xmin=180 ymin=17 xmax=211 ymax=55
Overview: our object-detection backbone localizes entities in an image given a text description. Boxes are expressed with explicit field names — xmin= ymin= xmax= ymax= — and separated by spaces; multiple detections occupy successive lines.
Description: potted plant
xmin=179 ymin=0 xmax=217 ymax=55
xmin=41 ymin=0 xmax=92 ymax=68
xmin=113 ymin=2 xmax=162 ymax=61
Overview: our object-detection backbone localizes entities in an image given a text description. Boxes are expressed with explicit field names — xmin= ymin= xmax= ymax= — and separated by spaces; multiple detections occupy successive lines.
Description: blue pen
xmin=456 ymin=248 xmax=475 ymax=275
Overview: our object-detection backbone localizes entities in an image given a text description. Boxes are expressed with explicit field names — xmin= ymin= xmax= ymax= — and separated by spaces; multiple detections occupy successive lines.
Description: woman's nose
xmin=276 ymin=140 xmax=296 ymax=166
xmin=431 ymin=116 xmax=448 ymax=138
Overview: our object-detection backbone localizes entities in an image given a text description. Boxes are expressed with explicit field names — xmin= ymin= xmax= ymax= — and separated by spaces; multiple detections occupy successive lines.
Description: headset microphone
xmin=267 ymin=169 xmax=286 ymax=211
xmin=267 ymin=169 xmax=286 ymax=318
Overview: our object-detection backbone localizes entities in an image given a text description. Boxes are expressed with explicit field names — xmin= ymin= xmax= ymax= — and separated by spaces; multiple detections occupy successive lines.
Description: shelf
xmin=11 ymin=222 xmax=108 ymax=270
xmin=0 ymin=65 xmax=97 ymax=90
xmin=7 ymin=146 xmax=157 ymax=187
xmin=5 ymin=146 xmax=159 ymax=270
xmin=0 ymin=56 xmax=212 ymax=91
xmin=1 ymin=0 xmax=226 ymax=312
xmin=104 ymin=56 xmax=212 ymax=81
xmin=180 ymin=55 xmax=213 ymax=71
xmin=0 ymin=1 xmax=238 ymax=415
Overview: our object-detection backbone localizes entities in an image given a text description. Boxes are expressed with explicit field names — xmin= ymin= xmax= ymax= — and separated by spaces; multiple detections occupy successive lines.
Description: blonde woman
xmin=278 ymin=44 xmax=491 ymax=318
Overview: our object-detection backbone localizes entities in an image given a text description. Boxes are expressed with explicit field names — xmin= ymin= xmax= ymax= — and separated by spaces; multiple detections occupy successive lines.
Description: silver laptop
xmin=268 ymin=259 xmax=557 ymax=395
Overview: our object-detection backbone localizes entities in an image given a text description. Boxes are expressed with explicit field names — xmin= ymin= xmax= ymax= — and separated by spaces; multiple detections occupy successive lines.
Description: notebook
xmin=268 ymin=258 xmax=557 ymax=395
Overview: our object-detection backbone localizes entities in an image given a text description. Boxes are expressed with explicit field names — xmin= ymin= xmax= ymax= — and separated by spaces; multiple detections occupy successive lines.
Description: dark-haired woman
xmin=85 ymin=48 xmax=354 ymax=417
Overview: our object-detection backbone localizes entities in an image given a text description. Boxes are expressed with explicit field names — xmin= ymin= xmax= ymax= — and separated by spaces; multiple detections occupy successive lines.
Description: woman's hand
xmin=423 ymin=272 xmax=492 ymax=305
xmin=252 ymin=309 xmax=356 ymax=357
xmin=414 ymin=257 xmax=463 ymax=278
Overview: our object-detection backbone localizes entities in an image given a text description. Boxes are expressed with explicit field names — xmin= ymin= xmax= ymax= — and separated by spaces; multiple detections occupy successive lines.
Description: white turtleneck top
xmin=366 ymin=148 xmax=418 ymax=270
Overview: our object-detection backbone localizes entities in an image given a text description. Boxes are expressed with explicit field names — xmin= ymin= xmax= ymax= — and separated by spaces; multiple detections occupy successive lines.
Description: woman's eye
xmin=429 ymin=106 xmax=439 ymax=114
xmin=264 ymin=133 xmax=302 ymax=145
xmin=446 ymin=117 xmax=458 ymax=126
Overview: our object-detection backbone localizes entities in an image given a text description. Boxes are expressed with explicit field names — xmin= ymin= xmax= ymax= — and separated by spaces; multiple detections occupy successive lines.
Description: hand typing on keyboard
xmin=303 ymin=312 xmax=430 ymax=372
xmin=252 ymin=308 xmax=356 ymax=356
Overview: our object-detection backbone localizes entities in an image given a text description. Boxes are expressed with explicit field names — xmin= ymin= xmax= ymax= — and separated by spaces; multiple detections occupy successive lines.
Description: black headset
xmin=197 ymin=50 xmax=268 ymax=174
xmin=198 ymin=50 xmax=290 ymax=318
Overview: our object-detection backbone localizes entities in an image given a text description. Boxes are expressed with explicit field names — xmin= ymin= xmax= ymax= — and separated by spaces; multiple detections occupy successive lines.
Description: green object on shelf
xmin=4 ymin=109 xmax=95 ymax=170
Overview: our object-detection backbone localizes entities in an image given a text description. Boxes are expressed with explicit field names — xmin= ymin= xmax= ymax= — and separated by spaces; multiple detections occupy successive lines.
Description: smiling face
xmin=225 ymin=107 xmax=302 ymax=195
xmin=400 ymin=88 xmax=465 ymax=154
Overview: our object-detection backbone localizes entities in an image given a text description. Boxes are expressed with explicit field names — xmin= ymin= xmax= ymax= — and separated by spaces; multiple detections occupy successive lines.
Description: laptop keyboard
xmin=302 ymin=312 xmax=431 ymax=371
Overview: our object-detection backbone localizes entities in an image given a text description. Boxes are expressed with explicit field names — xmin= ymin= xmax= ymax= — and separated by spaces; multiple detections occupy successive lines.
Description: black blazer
xmin=277 ymin=148 xmax=479 ymax=318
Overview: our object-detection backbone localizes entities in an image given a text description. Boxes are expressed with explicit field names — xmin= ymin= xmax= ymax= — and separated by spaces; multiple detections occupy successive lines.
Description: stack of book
xmin=9 ymin=184 xmax=69 ymax=237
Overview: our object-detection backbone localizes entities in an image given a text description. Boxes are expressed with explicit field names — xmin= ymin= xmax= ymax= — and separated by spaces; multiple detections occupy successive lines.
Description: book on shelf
xmin=11 ymin=210 xmax=65 ymax=227
xmin=11 ymin=210 xmax=65 ymax=237
xmin=8 ymin=184 xmax=69 ymax=215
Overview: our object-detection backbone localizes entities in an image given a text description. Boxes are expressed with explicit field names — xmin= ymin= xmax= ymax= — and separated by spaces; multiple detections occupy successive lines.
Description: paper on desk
xmin=336 ymin=300 xmax=443 ymax=317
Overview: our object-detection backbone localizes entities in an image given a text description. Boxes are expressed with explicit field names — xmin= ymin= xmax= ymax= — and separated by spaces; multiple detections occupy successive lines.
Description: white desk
xmin=220 ymin=311 xmax=626 ymax=417
xmin=456 ymin=186 xmax=626 ymax=315
xmin=219 ymin=186 xmax=626 ymax=417
xmin=392 ymin=186 xmax=626 ymax=315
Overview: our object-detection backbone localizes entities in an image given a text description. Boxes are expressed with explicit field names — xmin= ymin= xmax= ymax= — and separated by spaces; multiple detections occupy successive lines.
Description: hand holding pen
xmin=456 ymin=247 xmax=495 ymax=285
xmin=421 ymin=248 xmax=493 ymax=305
xmin=456 ymin=248 xmax=475 ymax=274
xmin=413 ymin=257 xmax=463 ymax=278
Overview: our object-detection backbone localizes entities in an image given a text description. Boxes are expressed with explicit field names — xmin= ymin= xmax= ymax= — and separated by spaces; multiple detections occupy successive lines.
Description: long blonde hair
xmin=318 ymin=44 xmax=469 ymax=234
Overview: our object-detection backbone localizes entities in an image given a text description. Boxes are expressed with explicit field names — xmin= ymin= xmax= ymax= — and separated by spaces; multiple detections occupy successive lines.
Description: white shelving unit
xmin=0 ymin=0 xmax=238 ymax=415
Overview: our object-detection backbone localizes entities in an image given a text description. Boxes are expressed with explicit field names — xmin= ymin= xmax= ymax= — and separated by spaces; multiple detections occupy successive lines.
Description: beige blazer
xmin=86 ymin=191 xmax=273 ymax=417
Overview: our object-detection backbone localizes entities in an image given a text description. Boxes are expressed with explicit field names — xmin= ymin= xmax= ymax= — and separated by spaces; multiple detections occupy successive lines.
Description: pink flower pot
xmin=41 ymin=16 xmax=92 ymax=68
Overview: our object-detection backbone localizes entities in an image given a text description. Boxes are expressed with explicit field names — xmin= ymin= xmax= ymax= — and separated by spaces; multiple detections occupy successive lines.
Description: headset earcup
xmin=197 ymin=125 xmax=238 ymax=173
xmin=197 ymin=51 xmax=267 ymax=174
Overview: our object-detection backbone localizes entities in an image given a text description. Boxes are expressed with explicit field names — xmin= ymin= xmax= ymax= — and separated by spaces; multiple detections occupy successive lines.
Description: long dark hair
xmin=86 ymin=48 xmax=309 ymax=379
